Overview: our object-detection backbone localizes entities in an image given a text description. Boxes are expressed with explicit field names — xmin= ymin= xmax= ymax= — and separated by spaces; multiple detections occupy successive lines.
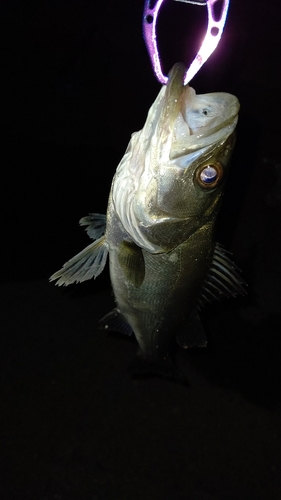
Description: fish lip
xmin=170 ymin=120 xmax=238 ymax=161
xmin=184 ymin=90 xmax=240 ymax=138
xmin=192 ymin=113 xmax=239 ymax=145
xmin=193 ymin=98 xmax=240 ymax=140
xmin=170 ymin=96 xmax=239 ymax=160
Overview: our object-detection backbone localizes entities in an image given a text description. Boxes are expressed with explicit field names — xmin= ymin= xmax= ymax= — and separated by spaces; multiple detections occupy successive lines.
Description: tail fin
xmin=49 ymin=236 xmax=108 ymax=286
xmin=128 ymin=351 xmax=188 ymax=385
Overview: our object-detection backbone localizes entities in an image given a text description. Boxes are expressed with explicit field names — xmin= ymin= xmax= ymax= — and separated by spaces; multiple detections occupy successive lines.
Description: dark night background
xmin=1 ymin=0 xmax=281 ymax=498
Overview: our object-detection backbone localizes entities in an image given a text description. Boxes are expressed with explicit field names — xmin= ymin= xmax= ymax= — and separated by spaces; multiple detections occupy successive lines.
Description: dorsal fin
xmin=79 ymin=213 xmax=106 ymax=240
xmin=198 ymin=242 xmax=247 ymax=308
xmin=176 ymin=311 xmax=207 ymax=348
xmin=49 ymin=236 xmax=108 ymax=286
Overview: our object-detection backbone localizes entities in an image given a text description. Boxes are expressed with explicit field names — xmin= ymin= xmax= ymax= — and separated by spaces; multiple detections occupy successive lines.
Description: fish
xmin=50 ymin=63 xmax=245 ymax=377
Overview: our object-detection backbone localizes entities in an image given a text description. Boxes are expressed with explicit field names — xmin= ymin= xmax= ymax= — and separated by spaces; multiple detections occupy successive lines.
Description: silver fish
xmin=50 ymin=63 xmax=245 ymax=372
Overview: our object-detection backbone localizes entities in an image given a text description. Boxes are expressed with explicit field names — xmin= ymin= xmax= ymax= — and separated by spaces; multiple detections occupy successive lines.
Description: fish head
xmin=147 ymin=63 xmax=240 ymax=221
xmin=112 ymin=64 xmax=239 ymax=252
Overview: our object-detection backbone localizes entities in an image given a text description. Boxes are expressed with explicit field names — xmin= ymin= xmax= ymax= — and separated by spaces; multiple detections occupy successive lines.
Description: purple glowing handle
xmin=143 ymin=0 xmax=230 ymax=85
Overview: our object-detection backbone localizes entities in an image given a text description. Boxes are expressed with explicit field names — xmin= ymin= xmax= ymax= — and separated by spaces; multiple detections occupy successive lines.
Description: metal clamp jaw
xmin=143 ymin=0 xmax=230 ymax=85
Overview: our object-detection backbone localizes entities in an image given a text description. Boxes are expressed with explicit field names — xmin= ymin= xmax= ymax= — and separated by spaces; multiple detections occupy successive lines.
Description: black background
xmin=1 ymin=1 xmax=281 ymax=498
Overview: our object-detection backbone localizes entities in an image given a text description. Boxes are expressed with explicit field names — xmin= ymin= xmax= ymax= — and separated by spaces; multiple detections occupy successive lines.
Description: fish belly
xmin=108 ymin=223 xmax=214 ymax=361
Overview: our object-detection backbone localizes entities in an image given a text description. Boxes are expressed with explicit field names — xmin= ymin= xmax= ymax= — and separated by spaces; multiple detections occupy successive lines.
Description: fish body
xmin=50 ymin=64 xmax=244 ymax=367
xmin=106 ymin=198 xmax=214 ymax=360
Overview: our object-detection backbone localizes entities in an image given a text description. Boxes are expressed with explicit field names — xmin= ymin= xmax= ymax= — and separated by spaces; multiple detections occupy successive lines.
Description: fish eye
xmin=195 ymin=163 xmax=223 ymax=189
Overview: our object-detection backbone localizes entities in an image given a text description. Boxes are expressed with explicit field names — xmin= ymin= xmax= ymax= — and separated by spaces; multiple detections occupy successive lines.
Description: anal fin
xmin=99 ymin=308 xmax=133 ymax=336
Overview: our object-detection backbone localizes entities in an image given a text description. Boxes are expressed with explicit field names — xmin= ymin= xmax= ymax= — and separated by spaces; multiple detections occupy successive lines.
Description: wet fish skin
xmin=106 ymin=198 xmax=215 ymax=360
xmin=104 ymin=63 xmax=240 ymax=361
xmin=50 ymin=63 xmax=243 ymax=368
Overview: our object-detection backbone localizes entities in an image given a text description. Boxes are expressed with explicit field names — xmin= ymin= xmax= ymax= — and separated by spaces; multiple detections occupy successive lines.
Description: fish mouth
xmin=181 ymin=90 xmax=239 ymax=139
xmin=159 ymin=64 xmax=240 ymax=160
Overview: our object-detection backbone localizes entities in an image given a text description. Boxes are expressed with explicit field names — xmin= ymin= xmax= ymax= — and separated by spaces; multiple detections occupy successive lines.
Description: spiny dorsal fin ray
xmin=49 ymin=236 xmax=108 ymax=286
xmin=99 ymin=308 xmax=133 ymax=336
xmin=79 ymin=213 xmax=106 ymax=240
xmin=198 ymin=242 xmax=247 ymax=308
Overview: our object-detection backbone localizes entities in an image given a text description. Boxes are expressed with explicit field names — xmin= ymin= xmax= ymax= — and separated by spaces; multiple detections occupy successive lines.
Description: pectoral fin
xmin=117 ymin=241 xmax=145 ymax=288
xmin=50 ymin=236 xmax=108 ymax=286
xmin=176 ymin=312 xmax=207 ymax=348
xmin=79 ymin=213 xmax=106 ymax=240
